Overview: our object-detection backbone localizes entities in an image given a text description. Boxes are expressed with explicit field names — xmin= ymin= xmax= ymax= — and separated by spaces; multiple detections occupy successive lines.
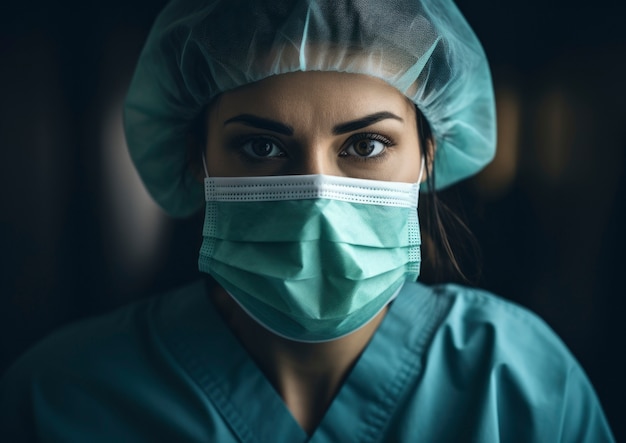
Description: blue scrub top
xmin=0 ymin=280 xmax=615 ymax=442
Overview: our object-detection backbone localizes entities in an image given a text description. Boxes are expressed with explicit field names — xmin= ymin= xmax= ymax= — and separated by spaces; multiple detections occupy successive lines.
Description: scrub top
xmin=0 ymin=280 xmax=615 ymax=442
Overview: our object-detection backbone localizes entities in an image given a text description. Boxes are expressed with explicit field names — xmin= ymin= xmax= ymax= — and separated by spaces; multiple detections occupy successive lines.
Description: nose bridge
xmin=292 ymin=138 xmax=338 ymax=176
xmin=299 ymin=147 xmax=327 ymax=175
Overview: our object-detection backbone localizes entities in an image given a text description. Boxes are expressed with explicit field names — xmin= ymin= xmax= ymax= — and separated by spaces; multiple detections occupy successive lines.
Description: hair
xmin=416 ymin=107 xmax=481 ymax=284
xmin=186 ymin=96 xmax=480 ymax=285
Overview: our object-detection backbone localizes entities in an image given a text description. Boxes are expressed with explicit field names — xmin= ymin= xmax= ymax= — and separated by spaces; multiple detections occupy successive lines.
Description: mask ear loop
xmin=417 ymin=158 xmax=426 ymax=184
xmin=416 ymin=158 xmax=426 ymax=207
xmin=201 ymin=152 xmax=210 ymax=178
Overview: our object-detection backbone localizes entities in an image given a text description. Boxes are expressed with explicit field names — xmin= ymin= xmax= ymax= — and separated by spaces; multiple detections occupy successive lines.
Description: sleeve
xmin=557 ymin=363 xmax=615 ymax=443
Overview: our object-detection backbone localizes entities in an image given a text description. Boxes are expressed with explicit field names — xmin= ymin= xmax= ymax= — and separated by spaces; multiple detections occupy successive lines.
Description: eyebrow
xmin=223 ymin=111 xmax=403 ymax=136
xmin=223 ymin=114 xmax=294 ymax=135
xmin=332 ymin=111 xmax=403 ymax=135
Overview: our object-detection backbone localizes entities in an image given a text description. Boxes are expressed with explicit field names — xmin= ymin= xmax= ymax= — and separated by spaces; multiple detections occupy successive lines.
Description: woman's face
xmin=204 ymin=71 xmax=423 ymax=183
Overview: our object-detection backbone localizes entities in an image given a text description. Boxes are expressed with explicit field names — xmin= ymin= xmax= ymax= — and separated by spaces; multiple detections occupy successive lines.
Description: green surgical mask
xmin=199 ymin=168 xmax=424 ymax=342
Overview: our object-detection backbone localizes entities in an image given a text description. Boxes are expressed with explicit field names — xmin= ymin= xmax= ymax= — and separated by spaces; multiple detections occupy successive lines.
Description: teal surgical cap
xmin=124 ymin=0 xmax=496 ymax=217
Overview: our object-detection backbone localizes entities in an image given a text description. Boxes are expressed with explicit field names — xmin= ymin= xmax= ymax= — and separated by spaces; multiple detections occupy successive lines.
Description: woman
xmin=0 ymin=0 xmax=615 ymax=441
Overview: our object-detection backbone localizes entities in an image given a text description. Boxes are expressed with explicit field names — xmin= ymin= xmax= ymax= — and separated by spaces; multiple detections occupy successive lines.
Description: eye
xmin=342 ymin=134 xmax=392 ymax=158
xmin=240 ymin=137 xmax=285 ymax=159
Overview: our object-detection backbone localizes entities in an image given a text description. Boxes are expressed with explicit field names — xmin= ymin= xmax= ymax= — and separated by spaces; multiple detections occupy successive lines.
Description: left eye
xmin=343 ymin=137 xmax=388 ymax=158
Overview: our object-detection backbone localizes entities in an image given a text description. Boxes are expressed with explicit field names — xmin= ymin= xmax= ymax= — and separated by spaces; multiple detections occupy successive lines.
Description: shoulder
xmin=434 ymin=284 xmax=573 ymax=365
xmin=428 ymin=283 xmax=586 ymax=397
xmin=407 ymin=283 xmax=615 ymax=442
xmin=0 ymin=280 xmax=208 ymax=441
xmin=2 ymin=280 xmax=205 ymax=377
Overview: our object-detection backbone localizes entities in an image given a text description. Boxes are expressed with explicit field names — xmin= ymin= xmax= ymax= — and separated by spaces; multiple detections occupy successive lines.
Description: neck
xmin=209 ymin=283 xmax=386 ymax=434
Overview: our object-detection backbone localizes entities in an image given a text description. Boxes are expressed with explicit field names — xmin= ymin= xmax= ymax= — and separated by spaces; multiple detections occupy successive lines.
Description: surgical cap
xmin=124 ymin=0 xmax=496 ymax=217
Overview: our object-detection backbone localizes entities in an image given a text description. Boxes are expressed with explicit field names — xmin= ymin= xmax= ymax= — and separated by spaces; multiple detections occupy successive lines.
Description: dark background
xmin=1 ymin=0 xmax=624 ymax=439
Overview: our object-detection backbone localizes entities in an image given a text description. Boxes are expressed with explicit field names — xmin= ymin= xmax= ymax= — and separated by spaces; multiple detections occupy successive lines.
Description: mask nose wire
xmin=201 ymin=152 xmax=210 ymax=178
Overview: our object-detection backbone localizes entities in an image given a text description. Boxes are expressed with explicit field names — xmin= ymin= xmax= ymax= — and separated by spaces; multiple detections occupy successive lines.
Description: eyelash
xmin=229 ymin=132 xmax=396 ymax=162
xmin=341 ymin=132 xmax=395 ymax=161
xmin=229 ymin=134 xmax=285 ymax=163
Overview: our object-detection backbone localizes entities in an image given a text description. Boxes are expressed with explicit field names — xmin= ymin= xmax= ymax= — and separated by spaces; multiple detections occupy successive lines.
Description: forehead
xmin=211 ymin=71 xmax=416 ymax=122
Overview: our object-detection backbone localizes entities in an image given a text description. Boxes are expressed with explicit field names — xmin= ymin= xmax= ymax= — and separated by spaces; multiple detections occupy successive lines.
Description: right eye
xmin=240 ymin=137 xmax=285 ymax=159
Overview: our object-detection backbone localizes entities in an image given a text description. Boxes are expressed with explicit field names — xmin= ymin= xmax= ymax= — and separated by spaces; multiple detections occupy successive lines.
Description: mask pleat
xmin=199 ymin=174 xmax=423 ymax=342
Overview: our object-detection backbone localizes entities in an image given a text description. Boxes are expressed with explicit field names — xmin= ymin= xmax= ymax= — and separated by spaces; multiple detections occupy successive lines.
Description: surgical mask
xmin=199 ymin=163 xmax=425 ymax=342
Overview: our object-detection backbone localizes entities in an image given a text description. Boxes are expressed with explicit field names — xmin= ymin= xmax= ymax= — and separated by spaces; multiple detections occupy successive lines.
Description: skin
xmin=203 ymin=71 xmax=424 ymax=434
